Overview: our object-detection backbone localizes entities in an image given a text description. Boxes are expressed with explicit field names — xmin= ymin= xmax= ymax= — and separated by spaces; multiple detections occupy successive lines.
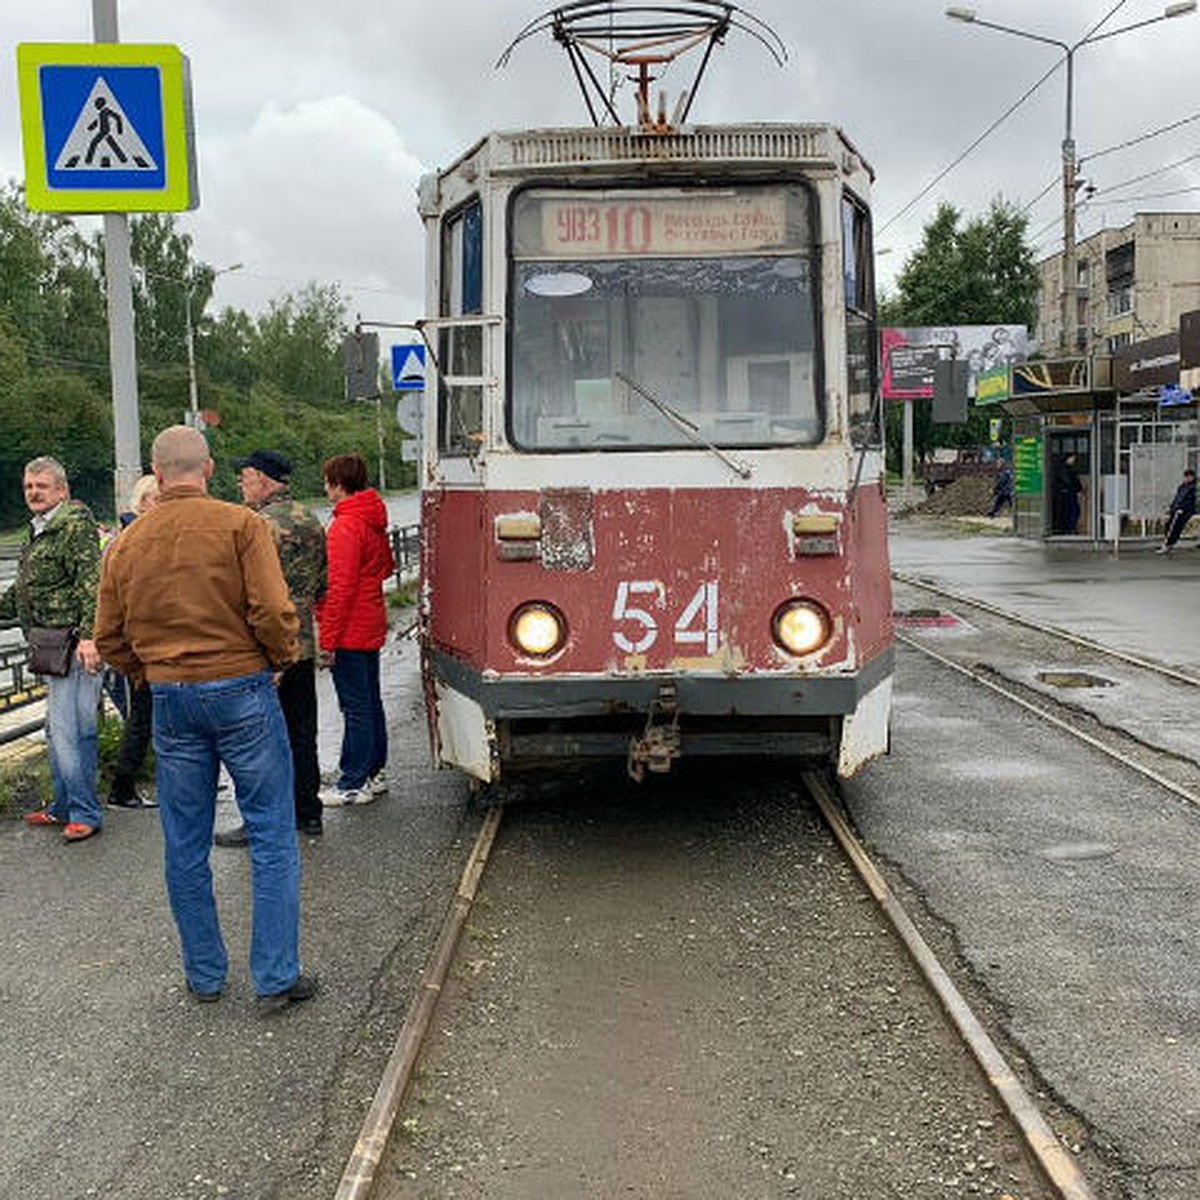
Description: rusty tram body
xmin=414 ymin=4 xmax=892 ymax=785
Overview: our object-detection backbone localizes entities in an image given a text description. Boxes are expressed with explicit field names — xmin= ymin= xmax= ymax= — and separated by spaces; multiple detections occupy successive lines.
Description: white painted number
xmin=612 ymin=580 xmax=660 ymax=653
xmin=673 ymin=581 xmax=720 ymax=655
xmin=612 ymin=580 xmax=719 ymax=655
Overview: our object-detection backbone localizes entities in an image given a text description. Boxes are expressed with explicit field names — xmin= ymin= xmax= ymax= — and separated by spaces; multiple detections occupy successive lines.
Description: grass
xmin=387 ymin=582 xmax=419 ymax=610
xmin=0 ymin=710 xmax=152 ymax=819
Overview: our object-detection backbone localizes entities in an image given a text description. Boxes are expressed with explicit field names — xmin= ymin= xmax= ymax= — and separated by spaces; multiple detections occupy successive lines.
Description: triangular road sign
xmin=392 ymin=343 xmax=427 ymax=391
xmin=54 ymin=76 xmax=156 ymax=171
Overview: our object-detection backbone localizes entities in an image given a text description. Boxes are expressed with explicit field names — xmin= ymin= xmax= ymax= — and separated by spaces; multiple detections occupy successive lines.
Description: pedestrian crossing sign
xmin=16 ymin=43 xmax=198 ymax=213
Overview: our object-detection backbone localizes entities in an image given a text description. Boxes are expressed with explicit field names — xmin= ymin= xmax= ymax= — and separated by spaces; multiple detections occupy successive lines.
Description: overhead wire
xmin=879 ymin=0 xmax=1133 ymax=236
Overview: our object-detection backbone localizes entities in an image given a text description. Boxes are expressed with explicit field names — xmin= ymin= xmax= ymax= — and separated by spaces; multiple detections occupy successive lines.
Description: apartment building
xmin=1036 ymin=212 xmax=1200 ymax=358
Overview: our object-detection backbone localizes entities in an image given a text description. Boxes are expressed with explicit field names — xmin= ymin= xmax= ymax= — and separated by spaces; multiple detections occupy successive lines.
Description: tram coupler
xmin=628 ymin=685 xmax=681 ymax=782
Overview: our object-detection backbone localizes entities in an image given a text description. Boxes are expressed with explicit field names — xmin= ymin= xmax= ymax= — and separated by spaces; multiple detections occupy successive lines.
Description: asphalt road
xmin=3 ymin=517 xmax=1198 ymax=1199
xmin=0 ymin=630 xmax=481 ymax=1200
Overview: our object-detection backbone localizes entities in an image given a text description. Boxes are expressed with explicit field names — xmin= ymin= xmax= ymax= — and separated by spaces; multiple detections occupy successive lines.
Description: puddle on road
xmin=1037 ymin=671 xmax=1115 ymax=690
xmin=1040 ymin=841 xmax=1117 ymax=862
xmin=948 ymin=759 xmax=1052 ymax=781
xmin=894 ymin=608 xmax=974 ymax=633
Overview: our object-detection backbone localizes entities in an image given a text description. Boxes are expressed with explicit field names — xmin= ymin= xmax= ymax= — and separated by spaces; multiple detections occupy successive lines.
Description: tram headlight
xmin=509 ymin=601 xmax=567 ymax=658
xmin=772 ymin=598 xmax=832 ymax=657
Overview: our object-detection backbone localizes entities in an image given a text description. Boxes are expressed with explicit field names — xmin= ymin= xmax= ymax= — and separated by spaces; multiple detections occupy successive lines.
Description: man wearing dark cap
xmin=216 ymin=449 xmax=327 ymax=844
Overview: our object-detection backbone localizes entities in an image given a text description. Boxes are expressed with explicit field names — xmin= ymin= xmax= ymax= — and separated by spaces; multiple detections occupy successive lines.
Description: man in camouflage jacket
xmin=0 ymin=456 xmax=104 ymax=840
xmin=217 ymin=449 xmax=328 ymax=843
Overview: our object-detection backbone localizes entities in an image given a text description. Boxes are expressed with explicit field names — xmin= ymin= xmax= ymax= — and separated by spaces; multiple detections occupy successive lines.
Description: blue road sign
xmin=392 ymin=343 xmax=427 ymax=391
xmin=18 ymin=43 xmax=197 ymax=213
xmin=41 ymin=65 xmax=166 ymax=192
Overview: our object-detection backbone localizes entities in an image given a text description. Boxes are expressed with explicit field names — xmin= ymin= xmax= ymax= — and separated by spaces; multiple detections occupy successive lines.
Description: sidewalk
xmin=0 ymin=630 xmax=479 ymax=1200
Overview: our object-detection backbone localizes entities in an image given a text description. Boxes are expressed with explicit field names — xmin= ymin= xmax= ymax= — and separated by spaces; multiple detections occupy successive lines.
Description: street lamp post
xmin=176 ymin=262 xmax=242 ymax=427
xmin=946 ymin=3 xmax=1196 ymax=355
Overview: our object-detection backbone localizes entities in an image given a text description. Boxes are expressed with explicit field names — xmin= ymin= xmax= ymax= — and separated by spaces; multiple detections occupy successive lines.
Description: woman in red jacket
xmin=316 ymin=454 xmax=395 ymax=806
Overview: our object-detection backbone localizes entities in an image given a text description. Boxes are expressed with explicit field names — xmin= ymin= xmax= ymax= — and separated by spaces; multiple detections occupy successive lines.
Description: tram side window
xmin=439 ymin=200 xmax=484 ymax=457
xmin=843 ymin=193 xmax=880 ymax=447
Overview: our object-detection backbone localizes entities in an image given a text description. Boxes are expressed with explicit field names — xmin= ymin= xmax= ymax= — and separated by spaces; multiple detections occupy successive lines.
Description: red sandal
xmin=24 ymin=809 xmax=61 ymax=827
xmin=62 ymin=823 xmax=101 ymax=843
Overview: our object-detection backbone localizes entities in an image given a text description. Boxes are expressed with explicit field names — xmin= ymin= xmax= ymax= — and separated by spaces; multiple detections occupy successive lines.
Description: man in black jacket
xmin=1157 ymin=467 xmax=1196 ymax=554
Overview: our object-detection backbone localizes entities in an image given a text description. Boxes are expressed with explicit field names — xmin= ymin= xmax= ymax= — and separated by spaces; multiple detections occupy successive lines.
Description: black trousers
xmin=278 ymin=657 xmax=321 ymax=827
xmin=1164 ymin=508 xmax=1191 ymax=547
xmin=111 ymin=682 xmax=153 ymax=800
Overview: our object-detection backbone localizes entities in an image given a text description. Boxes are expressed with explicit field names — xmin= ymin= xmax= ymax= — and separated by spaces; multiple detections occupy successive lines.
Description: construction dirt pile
xmin=912 ymin=475 xmax=995 ymax=517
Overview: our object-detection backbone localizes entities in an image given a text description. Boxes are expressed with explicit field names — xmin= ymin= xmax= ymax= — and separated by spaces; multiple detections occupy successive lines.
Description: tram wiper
xmin=615 ymin=371 xmax=752 ymax=480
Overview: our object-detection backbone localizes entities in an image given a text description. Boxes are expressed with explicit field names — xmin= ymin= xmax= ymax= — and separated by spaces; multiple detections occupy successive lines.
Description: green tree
xmin=250 ymin=282 xmax=347 ymax=404
xmin=881 ymin=198 xmax=1038 ymax=466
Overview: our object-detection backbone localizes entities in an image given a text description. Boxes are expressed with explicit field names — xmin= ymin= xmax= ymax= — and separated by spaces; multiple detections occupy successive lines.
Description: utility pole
xmin=93 ymin=0 xmax=142 ymax=514
xmin=946 ymin=3 xmax=1198 ymax=355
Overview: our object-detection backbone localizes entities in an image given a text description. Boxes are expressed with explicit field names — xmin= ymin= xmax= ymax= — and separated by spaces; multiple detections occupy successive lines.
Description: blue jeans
xmin=331 ymin=649 xmax=387 ymax=790
xmin=45 ymin=658 xmax=103 ymax=828
xmin=152 ymin=671 xmax=301 ymax=997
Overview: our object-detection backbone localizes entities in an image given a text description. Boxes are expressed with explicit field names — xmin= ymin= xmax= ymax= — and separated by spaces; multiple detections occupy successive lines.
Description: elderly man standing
xmin=96 ymin=426 xmax=317 ymax=1011
xmin=0 ymin=456 xmax=104 ymax=842
xmin=215 ymin=448 xmax=327 ymax=846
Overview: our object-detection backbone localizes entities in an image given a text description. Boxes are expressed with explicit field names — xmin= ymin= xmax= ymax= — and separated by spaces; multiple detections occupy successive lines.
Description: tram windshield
xmin=509 ymin=185 xmax=821 ymax=451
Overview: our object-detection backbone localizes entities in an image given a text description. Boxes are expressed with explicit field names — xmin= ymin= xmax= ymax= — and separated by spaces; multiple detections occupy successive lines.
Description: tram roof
xmin=432 ymin=122 xmax=874 ymax=187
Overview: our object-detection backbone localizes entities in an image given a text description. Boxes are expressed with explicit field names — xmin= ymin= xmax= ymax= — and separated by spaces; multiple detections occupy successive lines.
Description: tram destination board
xmin=519 ymin=190 xmax=794 ymax=257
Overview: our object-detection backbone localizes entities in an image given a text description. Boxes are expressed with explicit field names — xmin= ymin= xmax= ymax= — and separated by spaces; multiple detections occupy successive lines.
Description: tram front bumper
xmin=427 ymin=647 xmax=893 ymax=781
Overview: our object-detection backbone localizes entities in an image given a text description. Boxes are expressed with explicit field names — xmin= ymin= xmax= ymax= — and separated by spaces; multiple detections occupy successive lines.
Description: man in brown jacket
xmin=96 ymin=425 xmax=317 ymax=1012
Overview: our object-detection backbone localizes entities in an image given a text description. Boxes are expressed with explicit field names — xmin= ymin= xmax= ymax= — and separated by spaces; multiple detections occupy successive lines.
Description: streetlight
xmin=182 ymin=262 xmax=242 ymax=427
xmin=946 ymin=2 xmax=1196 ymax=354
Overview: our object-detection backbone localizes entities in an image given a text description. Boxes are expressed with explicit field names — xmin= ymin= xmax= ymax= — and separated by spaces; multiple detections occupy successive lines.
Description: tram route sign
xmin=17 ymin=43 xmax=198 ymax=212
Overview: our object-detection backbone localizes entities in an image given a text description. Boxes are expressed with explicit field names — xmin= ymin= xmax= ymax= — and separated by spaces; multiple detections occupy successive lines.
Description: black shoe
xmin=214 ymin=824 xmax=249 ymax=848
xmin=298 ymin=819 xmax=323 ymax=837
xmin=257 ymin=973 xmax=319 ymax=1014
xmin=187 ymin=982 xmax=223 ymax=1004
xmin=107 ymin=793 xmax=144 ymax=809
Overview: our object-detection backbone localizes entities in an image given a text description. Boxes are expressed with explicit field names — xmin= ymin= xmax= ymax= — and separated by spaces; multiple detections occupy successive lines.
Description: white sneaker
xmin=319 ymin=785 xmax=367 ymax=807
xmin=367 ymin=770 xmax=389 ymax=797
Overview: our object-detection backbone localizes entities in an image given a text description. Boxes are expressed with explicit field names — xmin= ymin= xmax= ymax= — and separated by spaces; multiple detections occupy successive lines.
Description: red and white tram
xmin=415 ymin=10 xmax=892 ymax=785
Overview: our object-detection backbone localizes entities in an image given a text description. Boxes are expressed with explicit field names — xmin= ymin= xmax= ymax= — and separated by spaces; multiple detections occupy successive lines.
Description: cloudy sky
xmin=3 ymin=0 xmax=1198 ymax=327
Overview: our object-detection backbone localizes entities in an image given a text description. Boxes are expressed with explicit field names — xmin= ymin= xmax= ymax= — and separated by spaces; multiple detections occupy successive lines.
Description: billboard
xmin=880 ymin=325 xmax=1028 ymax=401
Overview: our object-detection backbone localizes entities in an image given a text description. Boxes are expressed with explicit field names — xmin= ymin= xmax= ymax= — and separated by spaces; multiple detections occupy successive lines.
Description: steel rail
xmin=334 ymin=802 xmax=505 ymax=1200
xmin=896 ymin=630 xmax=1200 ymax=809
xmin=892 ymin=570 xmax=1200 ymax=688
xmin=803 ymin=769 xmax=1100 ymax=1200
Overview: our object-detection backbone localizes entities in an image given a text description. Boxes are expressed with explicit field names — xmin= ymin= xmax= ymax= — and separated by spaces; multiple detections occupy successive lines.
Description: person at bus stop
xmin=1053 ymin=453 xmax=1082 ymax=535
xmin=95 ymin=425 xmax=317 ymax=1011
xmin=316 ymin=453 xmax=395 ymax=807
xmin=215 ymin=449 xmax=328 ymax=845
xmin=1156 ymin=467 xmax=1196 ymax=554
xmin=988 ymin=459 xmax=1014 ymax=518
xmin=0 ymin=455 xmax=104 ymax=842
xmin=107 ymin=474 xmax=161 ymax=810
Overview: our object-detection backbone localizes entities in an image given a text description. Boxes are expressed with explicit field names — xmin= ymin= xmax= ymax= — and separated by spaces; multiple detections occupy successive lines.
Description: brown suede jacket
xmin=95 ymin=483 xmax=299 ymax=685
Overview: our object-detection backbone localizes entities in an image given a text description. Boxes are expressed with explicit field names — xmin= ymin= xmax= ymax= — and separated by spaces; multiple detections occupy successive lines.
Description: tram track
xmin=335 ymin=770 xmax=1095 ymax=1200
xmin=892 ymin=571 xmax=1200 ymax=810
xmin=892 ymin=571 xmax=1200 ymax=689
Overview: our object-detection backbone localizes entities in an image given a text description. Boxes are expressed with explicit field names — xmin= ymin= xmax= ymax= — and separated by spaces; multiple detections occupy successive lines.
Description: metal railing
xmin=390 ymin=523 xmax=420 ymax=583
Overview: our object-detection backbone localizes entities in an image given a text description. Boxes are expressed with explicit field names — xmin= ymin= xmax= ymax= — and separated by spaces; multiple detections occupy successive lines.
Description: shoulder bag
xmin=27 ymin=626 xmax=78 ymax=677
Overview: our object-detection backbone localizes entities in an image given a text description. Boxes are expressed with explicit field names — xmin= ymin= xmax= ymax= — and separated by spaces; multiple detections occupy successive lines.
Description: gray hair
xmin=152 ymin=425 xmax=211 ymax=481
xmin=24 ymin=456 xmax=68 ymax=486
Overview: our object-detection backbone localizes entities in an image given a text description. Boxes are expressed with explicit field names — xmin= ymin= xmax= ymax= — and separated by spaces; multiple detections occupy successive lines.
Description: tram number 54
xmin=612 ymin=580 xmax=719 ymax=655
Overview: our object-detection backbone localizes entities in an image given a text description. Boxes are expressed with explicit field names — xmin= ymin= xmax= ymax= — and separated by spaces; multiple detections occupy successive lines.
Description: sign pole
xmin=902 ymin=398 xmax=915 ymax=505
xmin=93 ymin=0 xmax=142 ymax=515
